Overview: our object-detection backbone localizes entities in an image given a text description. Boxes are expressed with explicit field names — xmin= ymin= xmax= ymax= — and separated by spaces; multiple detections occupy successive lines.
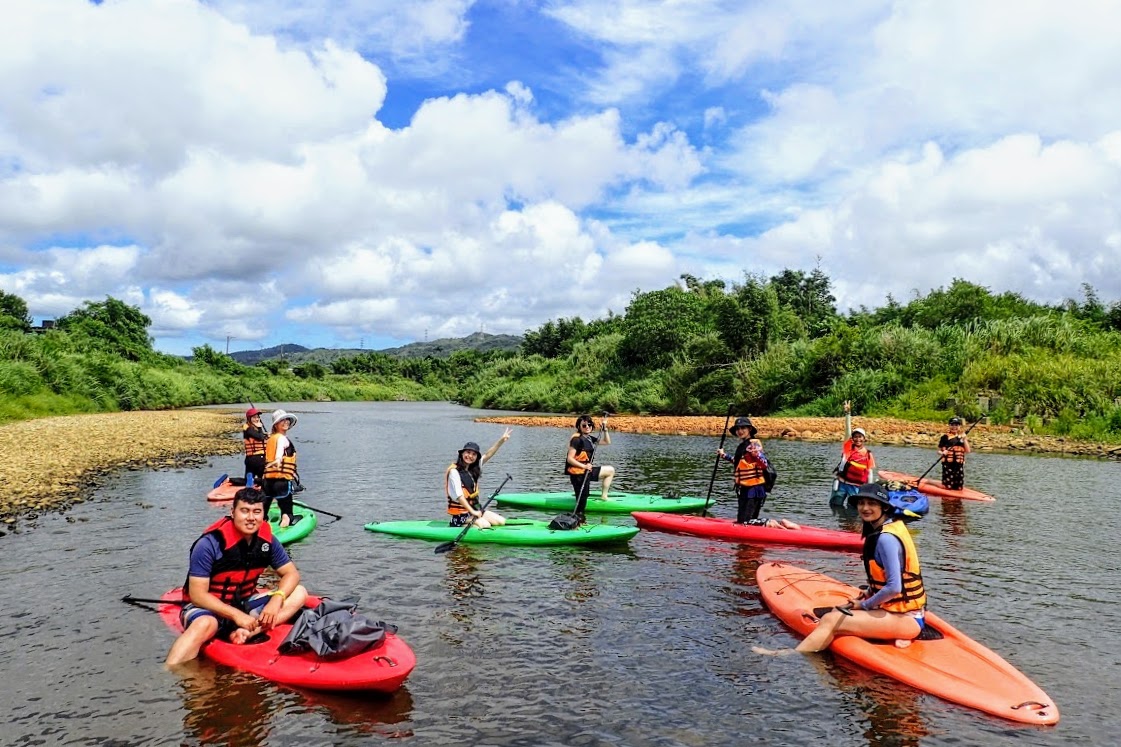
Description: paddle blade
xmin=433 ymin=541 xmax=456 ymax=554
xmin=212 ymin=473 xmax=229 ymax=489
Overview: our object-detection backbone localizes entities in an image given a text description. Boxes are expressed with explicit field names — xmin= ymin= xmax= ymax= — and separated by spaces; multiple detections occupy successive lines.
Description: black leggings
xmin=262 ymin=478 xmax=294 ymax=520
xmin=736 ymin=485 xmax=766 ymax=523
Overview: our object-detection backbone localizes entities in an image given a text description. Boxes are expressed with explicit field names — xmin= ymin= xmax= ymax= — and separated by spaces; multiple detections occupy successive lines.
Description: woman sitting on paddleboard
xmin=446 ymin=429 xmax=511 ymax=529
xmin=756 ymin=482 xmax=926 ymax=655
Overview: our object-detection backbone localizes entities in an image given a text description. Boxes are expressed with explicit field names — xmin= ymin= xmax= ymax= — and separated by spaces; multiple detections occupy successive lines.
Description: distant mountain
xmin=228 ymin=344 xmax=312 ymax=365
xmin=228 ymin=332 xmax=522 ymax=366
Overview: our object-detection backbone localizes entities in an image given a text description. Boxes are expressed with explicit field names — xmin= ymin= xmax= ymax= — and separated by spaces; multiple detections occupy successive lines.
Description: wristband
xmin=270 ymin=590 xmax=286 ymax=601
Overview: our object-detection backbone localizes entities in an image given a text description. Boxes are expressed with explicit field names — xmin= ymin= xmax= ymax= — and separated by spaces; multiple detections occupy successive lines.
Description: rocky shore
xmin=477 ymin=414 xmax=1121 ymax=459
xmin=0 ymin=410 xmax=242 ymax=534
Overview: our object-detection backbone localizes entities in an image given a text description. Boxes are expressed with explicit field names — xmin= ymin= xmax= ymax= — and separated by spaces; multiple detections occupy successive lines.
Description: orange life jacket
xmin=565 ymin=433 xmax=596 ymax=475
xmin=941 ymin=434 xmax=967 ymax=464
xmin=446 ymin=464 xmax=480 ymax=515
xmin=264 ymin=433 xmax=297 ymax=479
xmin=862 ymin=521 xmax=926 ymax=613
xmin=243 ymin=424 xmax=267 ymax=457
xmin=734 ymin=451 xmax=766 ymax=488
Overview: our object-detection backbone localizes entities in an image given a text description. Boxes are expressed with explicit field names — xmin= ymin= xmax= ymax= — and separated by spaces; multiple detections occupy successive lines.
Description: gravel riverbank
xmin=0 ymin=410 xmax=242 ymax=534
xmin=477 ymin=414 xmax=1121 ymax=459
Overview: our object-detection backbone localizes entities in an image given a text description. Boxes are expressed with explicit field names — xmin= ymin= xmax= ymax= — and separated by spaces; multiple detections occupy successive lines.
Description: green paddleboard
xmin=363 ymin=519 xmax=639 ymax=546
xmin=496 ymin=491 xmax=708 ymax=514
xmin=268 ymin=504 xmax=317 ymax=545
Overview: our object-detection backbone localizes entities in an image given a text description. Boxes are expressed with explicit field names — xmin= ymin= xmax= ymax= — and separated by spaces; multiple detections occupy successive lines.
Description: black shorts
xmin=569 ymin=467 xmax=601 ymax=489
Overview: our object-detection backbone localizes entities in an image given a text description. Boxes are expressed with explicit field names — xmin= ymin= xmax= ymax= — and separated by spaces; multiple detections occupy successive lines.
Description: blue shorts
xmin=180 ymin=591 xmax=273 ymax=637
xmin=830 ymin=480 xmax=860 ymax=506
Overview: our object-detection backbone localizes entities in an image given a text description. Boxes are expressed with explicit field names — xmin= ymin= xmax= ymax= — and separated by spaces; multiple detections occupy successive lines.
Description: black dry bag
xmin=548 ymin=513 xmax=582 ymax=531
xmin=763 ymin=463 xmax=778 ymax=493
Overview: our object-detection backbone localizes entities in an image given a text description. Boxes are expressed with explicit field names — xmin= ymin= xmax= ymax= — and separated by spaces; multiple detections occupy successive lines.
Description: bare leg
xmin=798 ymin=608 xmax=921 ymax=653
xmin=481 ymin=509 xmax=505 ymax=526
xmin=598 ymin=466 xmax=615 ymax=500
xmin=165 ymin=616 xmax=219 ymax=667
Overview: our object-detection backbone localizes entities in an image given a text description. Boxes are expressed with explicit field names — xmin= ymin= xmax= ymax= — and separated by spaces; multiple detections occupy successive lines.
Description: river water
xmin=0 ymin=401 xmax=1114 ymax=746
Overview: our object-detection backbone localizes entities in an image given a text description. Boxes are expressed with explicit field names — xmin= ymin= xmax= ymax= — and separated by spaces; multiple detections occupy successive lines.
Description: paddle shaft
xmin=434 ymin=474 xmax=513 ymax=554
xmin=122 ymin=595 xmax=187 ymax=607
xmin=293 ymin=499 xmax=343 ymax=521
xmin=704 ymin=404 xmax=736 ymax=510
xmin=912 ymin=416 xmax=982 ymax=485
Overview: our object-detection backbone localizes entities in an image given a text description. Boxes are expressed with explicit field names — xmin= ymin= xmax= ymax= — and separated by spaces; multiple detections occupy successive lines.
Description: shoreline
xmin=0 ymin=409 xmax=242 ymax=534
xmin=4 ymin=408 xmax=1117 ymax=533
xmin=476 ymin=414 xmax=1121 ymax=458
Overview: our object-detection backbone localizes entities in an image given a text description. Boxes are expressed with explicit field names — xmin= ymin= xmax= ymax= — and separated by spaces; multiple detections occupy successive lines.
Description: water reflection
xmin=940 ymin=498 xmax=969 ymax=537
xmin=176 ymin=661 xmax=416 ymax=745
xmin=442 ymin=544 xmax=485 ymax=644
xmin=804 ymin=655 xmax=932 ymax=747
xmin=177 ymin=664 xmax=285 ymax=746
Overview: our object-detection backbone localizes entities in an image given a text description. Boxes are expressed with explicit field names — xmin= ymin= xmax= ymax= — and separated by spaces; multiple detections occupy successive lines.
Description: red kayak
xmin=878 ymin=470 xmax=995 ymax=502
xmin=756 ymin=561 xmax=1058 ymax=724
xmin=631 ymin=512 xmax=862 ymax=552
xmin=159 ymin=589 xmax=415 ymax=692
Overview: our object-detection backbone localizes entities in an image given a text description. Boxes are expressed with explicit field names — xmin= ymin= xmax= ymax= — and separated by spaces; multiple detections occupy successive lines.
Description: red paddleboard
xmin=159 ymin=589 xmax=415 ymax=692
xmin=631 ymin=512 xmax=862 ymax=552
xmin=755 ymin=561 xmax=1058 ymax=725
xmin=877 ymin=470 xmax=995 ymax=502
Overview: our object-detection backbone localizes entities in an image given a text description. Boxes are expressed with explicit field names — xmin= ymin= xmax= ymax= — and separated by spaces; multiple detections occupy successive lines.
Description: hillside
xmin=228 ymin=332 xmax=522 ymax=365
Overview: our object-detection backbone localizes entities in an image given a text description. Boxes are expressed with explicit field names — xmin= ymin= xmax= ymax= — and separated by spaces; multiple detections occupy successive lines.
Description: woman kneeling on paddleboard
xmin=446 ymin=430 xmax=511 ymax=529
xmin=756 ymin=482 xmax=926 ymax=655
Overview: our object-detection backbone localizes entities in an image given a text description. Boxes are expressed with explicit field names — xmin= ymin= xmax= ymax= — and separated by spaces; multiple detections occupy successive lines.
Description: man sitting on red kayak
xmin=165 ymin=487 xmax=308 ymax=667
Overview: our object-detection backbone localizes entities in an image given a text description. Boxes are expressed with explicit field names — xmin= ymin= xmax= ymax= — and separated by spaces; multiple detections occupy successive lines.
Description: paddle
xmin=434 ymin=474 xmax=513 ymax=554
xmin=122 ymin=594 xmax=186 ymax=607
xmin=704 ymin=404 xmax=736 ymax=511
xmin=293 ymin=500 xmax=343 ymax=522
xmin=212 ymin=473 xmax=229 ymax=489
xmin=908 ymin=416 xmax=983 ymax=487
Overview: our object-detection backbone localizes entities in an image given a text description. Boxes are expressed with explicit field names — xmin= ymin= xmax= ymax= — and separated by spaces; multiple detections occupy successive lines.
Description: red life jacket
xmin=841 ymin=446 xmax=874 ymax=484
xmin=185 ymin=517 xmax=276 ymax=605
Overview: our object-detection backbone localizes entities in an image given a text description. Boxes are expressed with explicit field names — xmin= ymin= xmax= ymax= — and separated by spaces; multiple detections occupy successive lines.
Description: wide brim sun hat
xmin=271 ymin=409 xmax=298 ymax=428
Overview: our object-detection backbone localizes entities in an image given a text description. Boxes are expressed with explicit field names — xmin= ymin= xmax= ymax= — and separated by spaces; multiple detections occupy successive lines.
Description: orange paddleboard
xmin=878 ymin=470 xmax=995 ymax=502
xmin=756 ymin=561 xmax=1058 ymax=725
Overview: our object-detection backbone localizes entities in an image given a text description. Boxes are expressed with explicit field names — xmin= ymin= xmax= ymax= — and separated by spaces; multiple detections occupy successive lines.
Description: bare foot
xmin=752 ymin=645 xmax=798 ymax=656
xmin=894 ymin=639 xmax=913 ymax=648
xmin=228 ymin=628 xmax=254 ymax=645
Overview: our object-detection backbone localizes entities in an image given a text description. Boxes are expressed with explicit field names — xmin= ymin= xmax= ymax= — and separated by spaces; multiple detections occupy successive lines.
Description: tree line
xmin=4 ymin=272 xmax=1121 ymax=440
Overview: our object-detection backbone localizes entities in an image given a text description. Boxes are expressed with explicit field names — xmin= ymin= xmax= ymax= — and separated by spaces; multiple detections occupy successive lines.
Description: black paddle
xmin=122 ymin=594 xmax=187 ymax=607
xmin=908 ymin=416 xmax=983 ymax=487
xmin=434 ymin=474 xmax=513 ymax=554
xmin=293 ymin=499 xmax=343 ymax=522
xmin=704 ymin=404 xmax=736 ymax=511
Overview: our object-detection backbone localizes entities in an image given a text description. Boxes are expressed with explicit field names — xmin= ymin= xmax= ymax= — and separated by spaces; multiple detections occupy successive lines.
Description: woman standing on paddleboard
xmin=263 ymin=409 xmax=300 ymax=528
xmin=756 ymin=482 xmax=926 ymax=654
xmin=446 ymin=429 xmax=512 ymax=529
xmin=938 ymin=416 xmax=971 ymax=490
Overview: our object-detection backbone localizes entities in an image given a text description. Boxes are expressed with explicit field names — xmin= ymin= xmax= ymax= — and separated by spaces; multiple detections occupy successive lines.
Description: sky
xmin=3 ymin=1 xmax=1121 ymax=356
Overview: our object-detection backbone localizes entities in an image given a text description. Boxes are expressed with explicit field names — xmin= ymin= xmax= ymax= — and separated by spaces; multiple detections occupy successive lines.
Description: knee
xmin=601 ymin=466 xmax=615 ymax=478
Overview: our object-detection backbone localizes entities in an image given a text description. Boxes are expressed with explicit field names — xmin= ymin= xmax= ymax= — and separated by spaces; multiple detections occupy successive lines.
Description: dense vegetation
xmin=5 ymin=272 xmax=1121 ymax=441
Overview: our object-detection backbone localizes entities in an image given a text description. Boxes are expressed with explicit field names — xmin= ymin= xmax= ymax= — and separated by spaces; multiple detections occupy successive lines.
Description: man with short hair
xmin=165 ymin=487 xmax=308 ymax=667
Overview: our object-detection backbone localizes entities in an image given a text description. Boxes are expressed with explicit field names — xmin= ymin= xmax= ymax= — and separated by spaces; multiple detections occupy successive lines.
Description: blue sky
xmin=3 ymin=0 xmax=1121 ymax=355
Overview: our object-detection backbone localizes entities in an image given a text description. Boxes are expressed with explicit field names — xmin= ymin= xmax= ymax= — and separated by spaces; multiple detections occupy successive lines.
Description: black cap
xmin=847 ymin=482 xmax=892 ymax=509
xmin=728 ymin=416 xmax=757 ymax=437
xmin=458 ymin=441 xmax=481 ymax=455
xmin=949 ymin=416 xmax=963 ymax=426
